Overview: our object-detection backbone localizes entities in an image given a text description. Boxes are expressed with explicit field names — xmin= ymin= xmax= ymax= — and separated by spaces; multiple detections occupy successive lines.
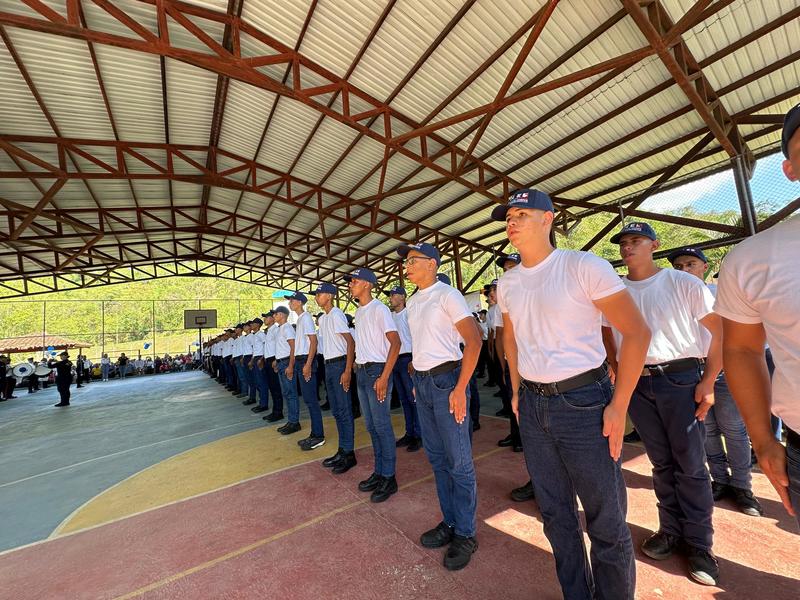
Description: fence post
xmin=732 ymin=154 xmax=757 ymax=236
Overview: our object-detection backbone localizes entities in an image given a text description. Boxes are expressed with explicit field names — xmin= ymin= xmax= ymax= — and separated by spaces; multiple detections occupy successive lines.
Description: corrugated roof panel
xmin=132 ymin=180 xmax=171 ymax=205
xmin=241 ymin=0 xmax=314 ymax=50
xmin=166 ymin=59 xmax=217 ymax=146
xmin=218 ymin=80 xmax=279 ymax=160
xmin=5 ymin=28 xmax=115 ymax=139
xmin=255 ymin=99 xmax=327 ymax=173
xmin=0 ymin=41 xmax=54 ymax=136
xmin=290 ymin=118 xmax=362 ymax=186
xmin=321 ymin=135 xmax=387 ymax=194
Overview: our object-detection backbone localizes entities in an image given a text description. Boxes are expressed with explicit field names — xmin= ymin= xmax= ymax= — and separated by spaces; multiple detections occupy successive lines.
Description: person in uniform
xmin=49 ymin=351 xmax=74 ymax=407
xmin=231 ymin=324 xmax=245 ymax=397
xmin=75 ymin=354 xmax=85 ymax=388
xmin=714 ymin=103 xmax=800 ymax=528
xmin=346 ymin=267 xmax=401 ymax=503
xmin=261 ymin=312 xmax=285 ymax=423
xmin=238 ymin=321 xmax=256 ymax=403
xmin=312 ymin=282 xmax=357 ymax=473
xmin=604 ymin=221 xmax=722 ymax=586
xmin=287 ymin=292 xmax=326 ymax=451
xmin=273 ymin=307 xmax=301 ymax=434
xmin=26 ymin=357 xmax=39 ymax=393
xmin=493 ymin=188 xmax=650 ymax=600
xmin=399 ymin=242 xmax=482 ymax=571
xmin=247 ymin=318 xmax=269 ymax=413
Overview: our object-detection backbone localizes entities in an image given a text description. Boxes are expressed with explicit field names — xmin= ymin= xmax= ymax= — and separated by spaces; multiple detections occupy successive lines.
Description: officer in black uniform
xmin=48 ymin=351 xmax=74 ymax=407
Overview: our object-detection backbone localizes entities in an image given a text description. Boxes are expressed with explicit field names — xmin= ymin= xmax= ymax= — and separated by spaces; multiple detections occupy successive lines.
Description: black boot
xmin=332 ymin=451 xmax=357 ymax=474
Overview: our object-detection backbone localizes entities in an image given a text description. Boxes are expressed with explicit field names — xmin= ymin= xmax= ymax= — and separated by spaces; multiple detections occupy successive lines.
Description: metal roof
xmin=0 ymin=0 xmax=798 ymax=297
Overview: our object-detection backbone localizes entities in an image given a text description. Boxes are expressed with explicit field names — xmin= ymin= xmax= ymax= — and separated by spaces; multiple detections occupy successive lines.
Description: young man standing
xmin=272 ymin=307 xmax=300 ymax=435
xmin=231 ymin=324 xmax=245 ymax=396
xmin=385 ymin=285 xmax=422 ymax=453
xmin=312 ymin=283 xmax=357 ymax=473
xmin=260 ymin=311 xmax=285 ymax=423
xmin=345 ymin=267 xmax=401 ymax=503
xmin=492 ymin=189 xmax=650 ymax=600
xmin=714 ymin=103 xmax=800 ymax=527
xmin=605 ymin=222 xmax=722 ymax=586
xmin=247 ymin=318 xmax=269 ymax=414
xmin=669 ymin=247 xmax=762 ymax=516
xmin=399 ymin=242 xmax=482 ymax=571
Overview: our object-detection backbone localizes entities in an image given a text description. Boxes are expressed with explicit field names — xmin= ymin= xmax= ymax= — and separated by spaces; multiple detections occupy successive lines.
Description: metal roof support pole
xmin=732 ymin=154 xmax=757 ymax=236
xmin=453 ymin=240 xmax=463 ymax=292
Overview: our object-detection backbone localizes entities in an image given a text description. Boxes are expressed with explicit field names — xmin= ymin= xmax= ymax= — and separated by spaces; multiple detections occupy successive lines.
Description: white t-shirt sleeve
xmin=686 ymin=277 xmax=715 ymax=322
xmin=443 ymin=289 xmax=472 ymax=325
xmin=381 ymin=305 xmax=398 ymax=334
xmin=284 ymin=325 xmax=295 ymax=341
xmin=578 ymin=253 xmax=626 ymax=301
xmin=714 ymin=259 xmax=762 ymax=324
xmin=332 ymin=311 xmax=350 ymax=334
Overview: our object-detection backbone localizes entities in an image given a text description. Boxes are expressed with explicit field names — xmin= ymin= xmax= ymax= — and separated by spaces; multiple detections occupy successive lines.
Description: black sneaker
xmin=395 ymin=434 xmax=414 ymax=448
xmin=711 ymin=481 xmax=731 ymax=502
xmin=279 ymin=422 xmax=301 ymax=435
xmin=641 ymin=531 xmax=680 ymax=561
xmin=512 ymin=444 xmax=523 ymax=453
xmin=370 ymin=475 xmax=398 ymax=503
xmin=623 ymin=429 xmax=642 ymax=443
xmin=358 ymin=472 xmax=382 ymax=492
xmin=495 ymin=408 xmax=511 ymax=416
xmin=420 ymin=522 xmax=454 ymax=548
xmin=263 ymin=412 xmax=284 ymax=422
xmin=472 ymin=422 xmax=481 ymax=431
xmin=497 ymin=435 xmax=514 ymax=447
xmin=731 ymin=487 xmax=763 ymax=517
xmin=299 ymin=436 xmax=325 ymax=451
xmin=251 ymin=405 xmax=268 ymax=413
xmin=322 ymin=448 xmax=344 ymax=468
xmin=332 ymin=451 xmax=357 ymax=474
xmin=686 ymin=546 xmax=720 ymax=586
xmin=406 ymin=437 xmax=422 ymax=452
xmin=242 ymin=399 xmax=256 ymax=405
xmin=444 ymin=535 xmax=477 ymax=571
xmin=320 ymin=401 xmax=331 ymax=410
xmin=510 ymin=480 xmax=535 ymax=502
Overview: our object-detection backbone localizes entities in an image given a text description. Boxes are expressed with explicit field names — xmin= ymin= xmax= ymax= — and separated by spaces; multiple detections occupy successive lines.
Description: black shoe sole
xmin=332 ymin=460 xmax=357 ymax=474
xmin=444 ymin=540 xmax=478 ymax=571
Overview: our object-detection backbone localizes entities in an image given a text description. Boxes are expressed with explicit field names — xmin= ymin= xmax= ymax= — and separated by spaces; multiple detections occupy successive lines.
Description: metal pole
xmin=732 ymin=154 xmax=758 ymax=236
xmin=152 ymin=300 xmax=156 ymax=360
xmin=101 ymin=300 xmax=105 ymax=357
xmin=41 ymin=301 xmax=46 ymax=357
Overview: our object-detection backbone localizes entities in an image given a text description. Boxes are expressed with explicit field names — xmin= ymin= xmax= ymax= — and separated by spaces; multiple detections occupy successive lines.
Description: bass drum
xmin=34 ymin=364 xmax=53 ymax=377
xmin=12 ymin=363 xmax=33 ymax=378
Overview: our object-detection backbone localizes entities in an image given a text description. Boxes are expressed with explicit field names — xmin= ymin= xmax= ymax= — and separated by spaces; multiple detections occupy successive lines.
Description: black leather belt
xmin=641 ymin=357 xmax=703 ymax=377
xmin=296 ymin=354 xmax=308 ymax=361
xmin=355 ymin=362 xmax=383 ymax=370
xmin=521 ymin=364 xmax=608 ymax=397
xmin=265 ymin=356 xmax=275 ymax=363
xmin=398 ymin=352 xmax=413 ymax=359
xmin=414 ymin=360 xmax=461 ymax=378
xmin=325 ymin=355 xmax=347 ymax=365
xmin=787 ymin=426 xmax=800 ymax=450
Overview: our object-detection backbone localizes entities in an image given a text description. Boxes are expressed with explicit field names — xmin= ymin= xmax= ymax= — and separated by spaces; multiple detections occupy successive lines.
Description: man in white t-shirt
xmin=312 ymin=282 xmax=357 ymax=474
xmin=232 ymin=323 xmax=246 ymax=397
xmin=669 ymin=247 xmax=762 ymax=517
xmin=273 ymin=307 xmax=301 ymax=435
xmin=247 ymin=318 xmax=270 ymax=415
xmin=495 ymin=254 xmax=523 ymax=454
xmin=345 ymin=267 xmax=401 ymax=503
xmin=484 ymin=281 xmax=509 ymax=412
xmin=399 ymin=242 xmax=482 ymax=571
xmin=493 ymin=188 xmax=650 ymax=600
xmin=286 ymin=292 xmax=325 ymax=451
xmin=384 ymin=285 xmax=421 ymax=452
xmin=241 ymin=320 xmax=260 ymax=405
xmin=260 ymin=311 xmax=285 ymax=423
xmin=714 ymin=103 xmax=800 ymax=528
xmin=604 ymin=221 xmax=722 ymax=586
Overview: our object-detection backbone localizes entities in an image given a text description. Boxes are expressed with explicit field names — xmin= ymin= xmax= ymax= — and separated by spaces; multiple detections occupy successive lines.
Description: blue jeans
xmin=519 ymin=376 xmax=634 ymax=600
xmin=224 ymin=357 xmax=234 ymax=387
xmin=119 ymin=364 xmax=127 ymax=379
xmin=704 ymin=374 xmax=752 ymax=489
xmin=235 ymin=357 xmax=248 ymax=393
xmin=357 ymin=363 xmax=396 ymax=477
xmin=276 ymin=358 xmax=299 ymax=424
xmin=393 ymin=354 xmax=420 ymax=438
xmin=413 ymin=367 xmax=477 ymax=538
xmin=296 ymin=355 xmax=324 ymax=437
xmin=325 ymin=359 xmax=354 ymax=451
xmin=255 ymin=359 xmax=270 ymax=409
xmin=244 ymin=356 xmax=257 ymax=400
xmin=101 ymin=364 xmax=109 ymax=380
xmin=629 ymin=368 xmax=713 ymax=551
xmin=468 ymin=372 xmax=480 ymax=428
xmin=787 ymin=433 xmax=800 ymax=528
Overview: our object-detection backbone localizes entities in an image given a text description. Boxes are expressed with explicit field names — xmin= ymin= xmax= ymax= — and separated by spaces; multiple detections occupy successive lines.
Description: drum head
xmin=12 ymin=363 xmax=32 ymax=377
xmin=34 ymin=365 xmax=52 ymax=377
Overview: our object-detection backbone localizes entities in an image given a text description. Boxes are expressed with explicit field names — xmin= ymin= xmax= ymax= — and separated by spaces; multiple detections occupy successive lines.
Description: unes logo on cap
xmin=509 ymin=191 xmax=529 ymax=204
xmin=353 ymin=269 xmax=361 ymax=276
xmin=628 ymin=223 xmax=644 ymax=231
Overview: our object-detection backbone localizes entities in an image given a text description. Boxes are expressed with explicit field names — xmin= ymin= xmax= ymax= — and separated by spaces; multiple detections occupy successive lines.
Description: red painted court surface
xmin=1 ymin=417 xmax=797 ymax=599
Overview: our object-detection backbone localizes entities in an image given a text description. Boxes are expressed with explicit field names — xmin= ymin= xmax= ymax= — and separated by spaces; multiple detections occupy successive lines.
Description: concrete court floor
xmin=0 ymin=370 xmax=798 ymax=599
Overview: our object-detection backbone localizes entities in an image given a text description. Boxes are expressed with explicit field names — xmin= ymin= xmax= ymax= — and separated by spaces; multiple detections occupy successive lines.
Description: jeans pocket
xmin=559 ymin=383 xmax=607 ymax=410
xmin=431 ymin=369 xmax=458 ymax=392
xmin=662 ymin=367 xmax=701 ymax=389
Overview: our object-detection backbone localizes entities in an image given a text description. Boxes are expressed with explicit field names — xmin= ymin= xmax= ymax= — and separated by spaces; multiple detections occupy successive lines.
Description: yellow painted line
xmin=113 ymin=447 xmax=505 ymax=600
xmin=54 ymin=414 xmax=407 ymax=536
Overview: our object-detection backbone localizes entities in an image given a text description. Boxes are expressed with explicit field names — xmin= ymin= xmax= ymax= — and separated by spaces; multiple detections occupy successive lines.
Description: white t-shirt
xmin=232 ymin=336 xmax=242 ymax=357
xmin=479 ymin=320 xmax=488 ymax=341
xmin=264 ymin=323 xmax=280 ymax=357
xmin=319 ymin=307 xmax=351 ymax=359
xmin=392 ymin=308 xmax=413 ymax=354
xmin=250 ymin=329 xmax=267 ymax=357
xmin=498 ymin=249 xmax=625 ymax=382
xmin=714 ymin=215 xmax=800 ymax=432
xmin=293 ymin=312 xmax=316 ymax=356
xmin=354 ymin=298 xmax=397 ymax=364
xmin=407 ymin=281 xmax=472 ymax=371
xmin=241 ymin=333 xmax=255 ymax=356
xmin=274 ymin=323 xmax=295 ymax=360
xmin=487 ymin=304 xmax=501 ymax=333
xmin=607 ymin=268 xmax=714 ymax=364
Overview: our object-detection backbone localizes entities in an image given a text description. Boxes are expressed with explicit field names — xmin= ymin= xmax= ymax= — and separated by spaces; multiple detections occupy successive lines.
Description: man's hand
xmin=272 ymin=360 xmax=278 ymax=373
xmin=449 ymin=386 xmax=467 ymax=424
xmin=754 ymin=438 xmax=796 ymax=516
xmin=257 ymin=358 xmax=264 ymax=369
xmin=407 ymin=362 xmax=414 ymax=377
xmin=603 ymin=401 xmax=626 ymax=461
xmin=302 ymin=362 xmax=312 ymax=382
xmin=511 ymin=391 xmax=519 ymax=422
xmin=340 ymin=369 xmax=351 ymax=392
xmin=285 ymin=366 xmax=294 ymax=381
xmin=694 ymin=377 xmax=715 ymax=420
xmin=374 ymin=375 xmax=389 ymax=402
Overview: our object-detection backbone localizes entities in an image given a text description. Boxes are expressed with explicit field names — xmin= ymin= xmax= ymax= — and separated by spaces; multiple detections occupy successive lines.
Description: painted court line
xmin=112 ymin=446 xmax=505 ymax=600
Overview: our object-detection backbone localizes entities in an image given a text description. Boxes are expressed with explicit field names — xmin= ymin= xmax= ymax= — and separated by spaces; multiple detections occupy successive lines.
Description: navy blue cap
xmin=610 ymin=221 xmax=658 ymax=244
xmin=273 ymin=306 xmax=290 ymax=316
xmin=261 ymin=311 xmax=274 ymax=318
xmin=782 ymin=103 xmax=800 ymax=158
xmin=436 ymin=273 xmax=451 ymax=285
xmin=397 ymin=242 xmax=441 ymax=266
xmin=286 ymin=291 xmax=308 ymax=304
xmin=495 ymin=252 xmax=520 ymax=268
xmin=343 ymin=267 xmax=378 ymax=285
xmin=251 ymin=317 xmax=264 ymax=325
xmin=667 ymin=247 xmax=708 ymax=264
xmin=490 ymin=188 xmax=555 ymax=221
xmin=310 ymin=282 xmax=337 ymax=295
xmin=383 ymin=286 xmax=407 ymax=297
xmin=482 ymin=279 xmax=498 ymax=292
xmin=235 ymin=323 xmax=243 ymax=329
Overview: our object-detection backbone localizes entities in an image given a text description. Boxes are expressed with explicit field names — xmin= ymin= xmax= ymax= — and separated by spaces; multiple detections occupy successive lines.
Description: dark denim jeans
xmin=276 ymin=358 xmax=300 ymax=424
xmin=243 ymin=355 xmax=257 ymax=400
xmin=357 ymin=362 xmax=396 ymax=477
xmin=413 ymin=367 xmax=477 ymax=538
xmin=235 ymin=357 xmax=248 ymax=393
xmin=787 ymin=433 xmax=800 ymax=528
xmin=296 ymin=356 xmax=324 ymax=437
xmin=629 ymin=367 xmax=713 ymax=551
xmin=393 ymin=354 xmax=420 ymax=438
xmin=519 ymin=376 xmax=634 ymax=600
xmin=255 ymin=360 xmax=270 ymax=410
xmin=325 ymin=359 xmax=354 ymax=451
xmin=704 ymin=374 xmax=752 ymax=489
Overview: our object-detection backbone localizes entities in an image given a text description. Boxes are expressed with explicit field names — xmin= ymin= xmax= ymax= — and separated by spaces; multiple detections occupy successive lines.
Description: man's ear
xmin=783 ymin=158 xmax=797 ymax=182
